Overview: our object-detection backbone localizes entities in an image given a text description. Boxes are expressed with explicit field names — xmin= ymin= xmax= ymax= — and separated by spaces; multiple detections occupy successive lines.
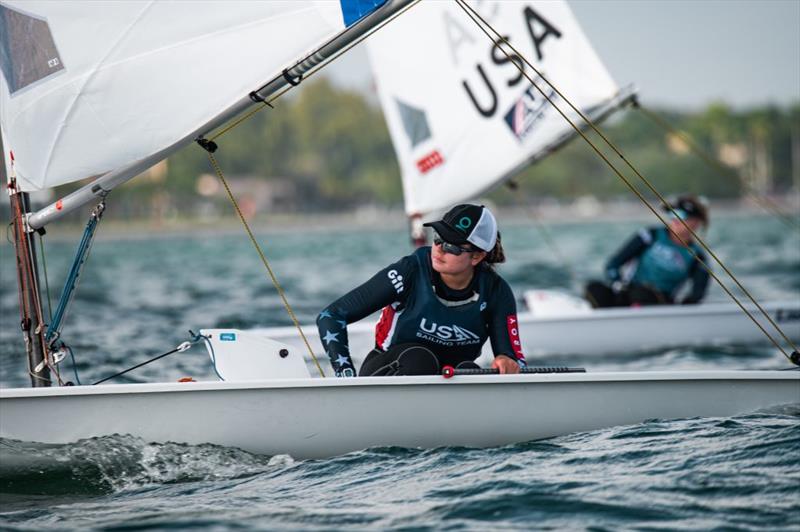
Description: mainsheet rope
xmin=203 ymin=151 xmax=326 ymax=378
xmin=455 ymin=0 xmax=799 ymax=361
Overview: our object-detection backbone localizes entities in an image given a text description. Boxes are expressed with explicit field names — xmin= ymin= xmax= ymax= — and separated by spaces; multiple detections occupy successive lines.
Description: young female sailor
xmin=585 ymin=195 xmax=711 ymax=308
xmin=317 ymin=204 xmax=526 ymax=377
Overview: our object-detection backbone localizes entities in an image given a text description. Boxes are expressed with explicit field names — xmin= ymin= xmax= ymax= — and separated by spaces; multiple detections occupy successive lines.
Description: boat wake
xmin=0 ymin=434 xmax=293 ymax=497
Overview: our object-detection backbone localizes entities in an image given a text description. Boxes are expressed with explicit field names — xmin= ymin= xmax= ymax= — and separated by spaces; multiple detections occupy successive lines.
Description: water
xmin=1 ymin=213 xmax=798 ymax=530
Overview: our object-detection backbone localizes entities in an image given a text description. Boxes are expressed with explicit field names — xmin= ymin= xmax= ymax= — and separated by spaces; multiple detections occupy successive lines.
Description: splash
xmin=0 ymin=434 xmax=292 ymax=496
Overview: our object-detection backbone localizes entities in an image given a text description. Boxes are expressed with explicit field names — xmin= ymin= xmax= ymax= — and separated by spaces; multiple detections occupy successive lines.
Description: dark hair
xmin=478 ymin=232 xmax=505 ymax=270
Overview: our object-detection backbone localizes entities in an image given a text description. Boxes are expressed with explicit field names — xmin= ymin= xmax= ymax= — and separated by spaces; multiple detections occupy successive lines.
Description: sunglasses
xmin=433 ymin=232 xmax=474 ymax=256
xmin=669 ymin=208 xmax=689 ymax=221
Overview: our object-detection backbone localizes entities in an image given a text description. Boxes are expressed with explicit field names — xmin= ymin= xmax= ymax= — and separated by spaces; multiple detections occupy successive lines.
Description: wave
xmin=0 ymin=434 xmax=292 ymax=497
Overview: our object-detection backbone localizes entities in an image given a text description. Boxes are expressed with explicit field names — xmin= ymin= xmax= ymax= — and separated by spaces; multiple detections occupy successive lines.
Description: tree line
xmin=48 ymin=78 xmax=799 ymax=221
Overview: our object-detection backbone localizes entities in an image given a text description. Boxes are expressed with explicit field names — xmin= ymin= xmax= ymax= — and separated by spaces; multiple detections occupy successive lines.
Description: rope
xmin=455 ymin=0 xmax=799 ymax=360
xmin=66 ymin=345 xmax=82 ymax=385
xmin=93 ymin=336 xmax=200 ymax=385
xmin=38 ymin=233 xmax=54 ymax=322
xmin=46 ymin=202 xmax=104 ymax=344
xmin=37 ymin=231 xmax=61 ymax=384
xmin=636 ymin=104 xmax=800 ymax=232
xmin=205 ymin=151 xmax=326 ymax=378
xmin=509 ymin=183 xmax=578 ymax=288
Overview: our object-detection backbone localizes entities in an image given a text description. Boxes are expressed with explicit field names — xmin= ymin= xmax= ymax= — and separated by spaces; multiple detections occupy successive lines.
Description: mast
xmin=3 ymin=131 xmax=52 ymax=387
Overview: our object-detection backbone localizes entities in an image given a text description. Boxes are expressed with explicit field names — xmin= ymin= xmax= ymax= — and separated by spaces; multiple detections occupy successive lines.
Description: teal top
xmin=632 ymin=228 xmax=698 ymax=294
xmin=605 ymin=226 xmax=710 ymax=302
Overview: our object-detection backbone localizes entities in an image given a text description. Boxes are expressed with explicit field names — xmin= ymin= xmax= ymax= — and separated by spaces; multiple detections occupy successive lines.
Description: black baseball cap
xmin=423 ymin=204 xmax=498 ymax=252
xmin=664 ymin=195 xmax=709 ymax=224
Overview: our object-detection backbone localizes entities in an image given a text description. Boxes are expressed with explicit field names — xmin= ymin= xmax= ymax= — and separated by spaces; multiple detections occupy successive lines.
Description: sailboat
xmin=1 ymin=0 xmax=798 ymax=461
xmin=363 ymin=0 xmax=800 ymax=356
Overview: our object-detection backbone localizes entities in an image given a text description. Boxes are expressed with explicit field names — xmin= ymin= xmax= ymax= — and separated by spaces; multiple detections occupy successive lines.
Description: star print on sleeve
xmin=336 ymin=320 xmax=347 ymax=329
xmin=322 ymin=330 xmax=339 ymax=344
xmin=318 ymin=309 xmax=332 ymax=319
xmin=336 ymin=354 xmax=352 ymax=368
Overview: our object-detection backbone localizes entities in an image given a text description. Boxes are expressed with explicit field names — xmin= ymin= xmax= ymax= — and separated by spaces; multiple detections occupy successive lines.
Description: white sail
xmin=0 ymin=1 xmax=377 ymax=192
xmin=366 ymin=0 xmax=623 ymax=216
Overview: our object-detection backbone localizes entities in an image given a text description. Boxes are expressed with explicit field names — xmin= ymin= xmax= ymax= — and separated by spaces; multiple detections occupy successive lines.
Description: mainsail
xmin=366 ymin=0 xmax=632 ymax=218
xmin=0 ymin=0 xmax=389 ymax=193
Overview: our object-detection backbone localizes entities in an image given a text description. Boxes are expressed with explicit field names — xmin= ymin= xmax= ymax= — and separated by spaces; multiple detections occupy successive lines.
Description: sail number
xmin=456 ymin=5 xmax=562 ymax=119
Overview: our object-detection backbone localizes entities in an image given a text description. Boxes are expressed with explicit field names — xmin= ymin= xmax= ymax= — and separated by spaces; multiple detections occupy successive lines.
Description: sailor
xmin=317 ymin=204 xmax=526 ymax=377
xmin=585 ymin=195 xmax=711 ymax=308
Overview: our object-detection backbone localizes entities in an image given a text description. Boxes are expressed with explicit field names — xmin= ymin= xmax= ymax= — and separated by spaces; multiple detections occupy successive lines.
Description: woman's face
xmin=668 ymin=215 xmax=703 ymax=243
xmin=431 ymin=240 xmax=486 ymax=275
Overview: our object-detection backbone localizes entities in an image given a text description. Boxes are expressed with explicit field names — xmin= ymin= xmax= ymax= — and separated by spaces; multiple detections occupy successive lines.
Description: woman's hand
xmin=492 ymin=354 xmax=520 ymax=374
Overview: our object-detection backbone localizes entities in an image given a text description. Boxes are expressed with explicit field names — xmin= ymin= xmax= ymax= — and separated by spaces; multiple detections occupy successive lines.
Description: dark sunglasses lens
xmin=443 ymin=242 xmax=464 ymax=255
xmin=433 ymin=232 xmax=465 ymax=255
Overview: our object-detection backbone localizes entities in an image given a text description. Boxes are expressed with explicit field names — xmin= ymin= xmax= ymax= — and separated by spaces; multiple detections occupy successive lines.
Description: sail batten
xmin=367 ymin=0 xmax=631 ymax=217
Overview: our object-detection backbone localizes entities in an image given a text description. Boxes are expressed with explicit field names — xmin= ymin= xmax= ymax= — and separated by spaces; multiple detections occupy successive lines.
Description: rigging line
xmin=209 ymin=101 xmax=272 ymax=142
xmin=38 ymin=233 xmax=54 ymax=322
xmin=455 ymin=0 xmax=800 ymax=358
xmin=46 ymin=202 xmax=105 ymax=345
xmin=529 ymin=209 xmax=577 ymax=285
xmin=26 ymin=231 xmax=63 ymax=384
xmin=635 ymin=104 xmax=800 ymax=232
xmin=510 ymin=183 xmax=578 ymax=287
xmin=209 ymin=0 xmax=421 ymax=143
xmin=93 ymin=338 xmax=196 ymax=385
xmin=205 ymin=151 xmax=326 ymax=378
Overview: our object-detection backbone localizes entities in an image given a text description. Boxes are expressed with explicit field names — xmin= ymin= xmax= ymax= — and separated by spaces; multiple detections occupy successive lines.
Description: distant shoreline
xmin=3 ymin=196 xmax=797 ymax=243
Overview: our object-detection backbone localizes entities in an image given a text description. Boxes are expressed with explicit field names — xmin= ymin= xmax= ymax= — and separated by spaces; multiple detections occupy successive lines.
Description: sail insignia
xmin=395 ymin=98 xmax=431 ymax=148
xmin=0 ymin=3 xmax=65 ymax=95
xmin=340 ymin=0 xmax=388 ymax=26
xmin=503 ymin=84 xmax=557 ymax=142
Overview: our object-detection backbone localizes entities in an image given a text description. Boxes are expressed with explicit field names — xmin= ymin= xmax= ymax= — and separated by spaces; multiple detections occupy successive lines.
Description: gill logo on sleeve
xmin=387 ymin=269 xmax=404 ymax=294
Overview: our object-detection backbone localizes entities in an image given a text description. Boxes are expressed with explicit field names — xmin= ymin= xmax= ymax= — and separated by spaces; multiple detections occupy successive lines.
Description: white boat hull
xmin=1 ymin=371 xmax=798 ymax=459
xmin=256 ymin=299 xmax=800 ymax=365
xmin=518 ymin=298 xmax=800 ymax=356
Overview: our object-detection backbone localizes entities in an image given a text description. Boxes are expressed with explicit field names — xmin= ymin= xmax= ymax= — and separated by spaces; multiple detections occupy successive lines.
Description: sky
xmin=324 ymin=0 xmax=800 ymax=110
